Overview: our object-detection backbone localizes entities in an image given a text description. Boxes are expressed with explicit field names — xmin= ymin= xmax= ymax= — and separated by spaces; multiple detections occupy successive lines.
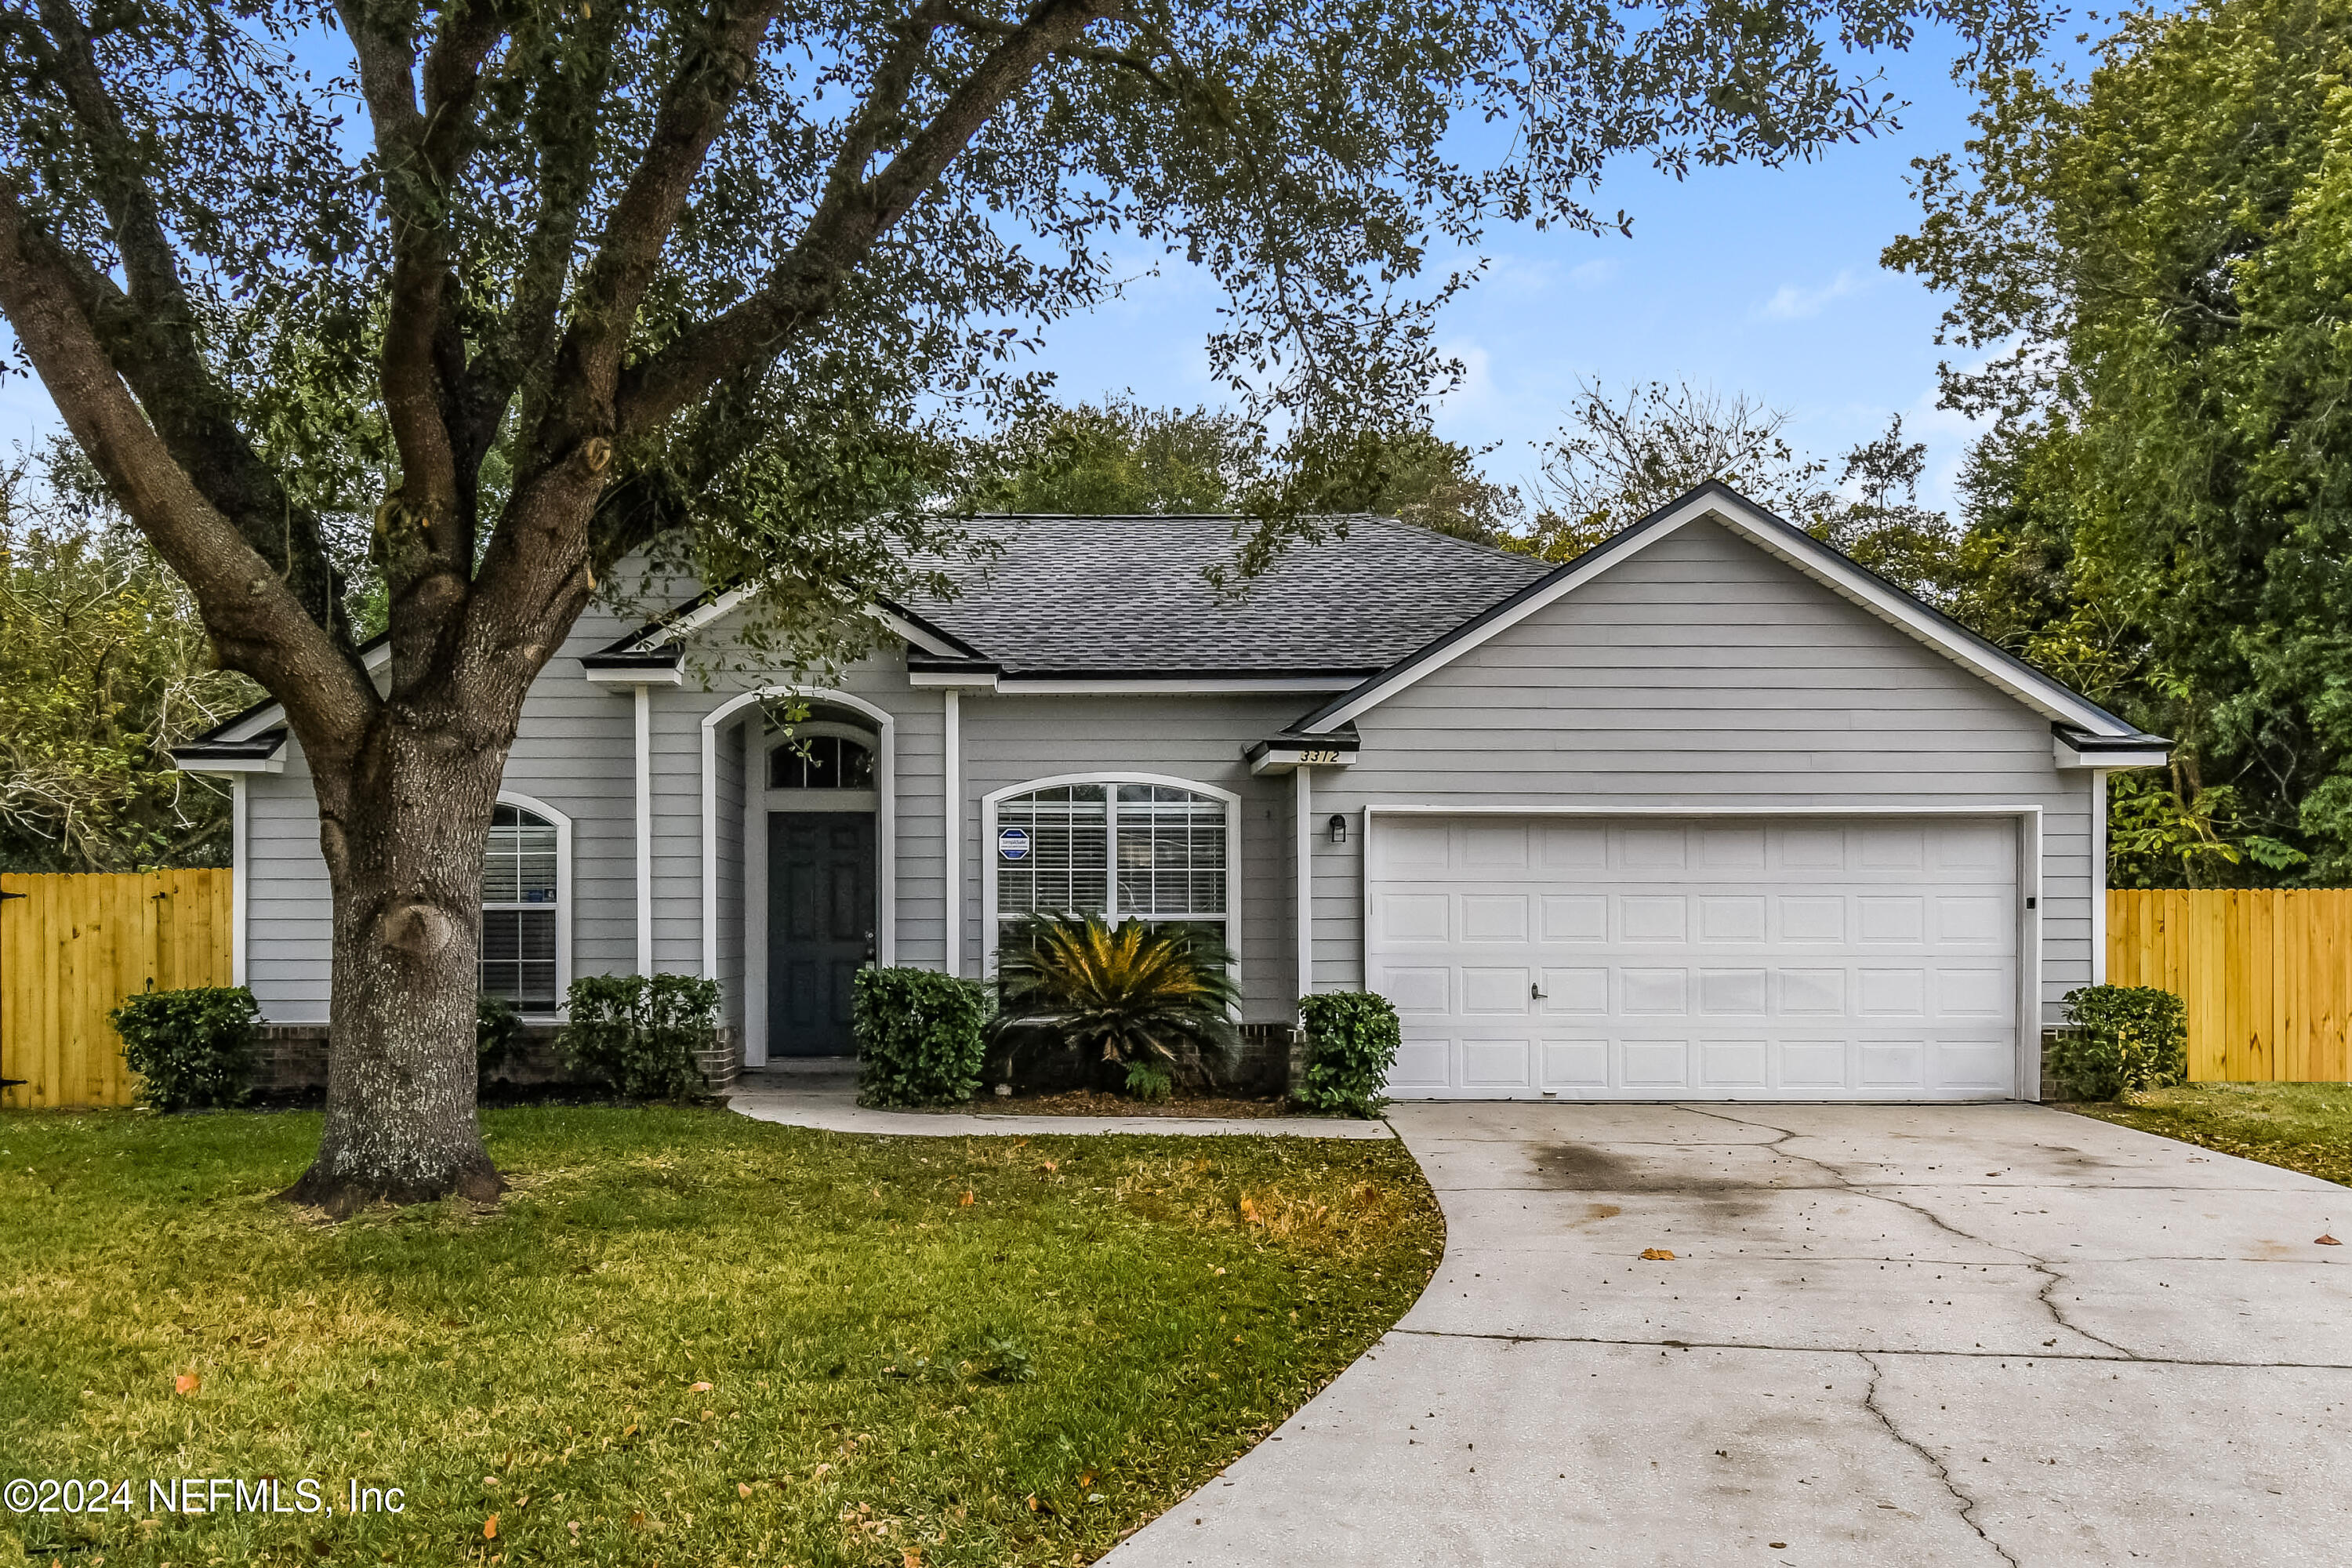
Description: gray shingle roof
xmin=898 ymin=514 xmax=1552 ymax=675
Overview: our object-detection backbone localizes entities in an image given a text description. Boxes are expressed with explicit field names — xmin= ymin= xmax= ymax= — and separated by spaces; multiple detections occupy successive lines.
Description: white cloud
xmin=1760 ymin=268 xmax=1862 ymax=321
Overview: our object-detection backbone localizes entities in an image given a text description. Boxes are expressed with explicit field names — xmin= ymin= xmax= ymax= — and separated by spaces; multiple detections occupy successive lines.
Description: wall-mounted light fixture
xmin=1327 ymin=813 xmax=1348 ymax=844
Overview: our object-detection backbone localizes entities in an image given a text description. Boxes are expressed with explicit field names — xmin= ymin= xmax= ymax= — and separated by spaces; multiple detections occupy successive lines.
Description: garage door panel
xmin=1699 ymin=895 xmax=1767 ymax=942
xmin=1370 ymin=816 xmax=2020 ymax=1102
xmin=1698 ymin=967 xmax=1768 ymax=1015
xmin=1461 ymin=895 xmax=1529 ymax=941
xmin=1621 ymin=895 xmax=1688 ymax=942
xmin=1541 ymin=1038 xmax=1610 ymax=1087
xmin=1461 ymin=967 xmax=1531 ymax=1014
xmin=1389 ymin=1039 xmax=1452 ymax=1088
xmin=1933 ymin=1038 xmax=2013 ymax=1088
xmin=1539 ymin=967 xmax=1609 ymax=1014
xmin=1377 ymin=892 xmax=1450 ymax=942
xmin=1461 ymin=1034 xmax=1534 ymax=1088
xmin=1621 ymin=1037 xmax=1691 ymax=1087
xmin=1700 ymin=1039 xmax=1769 ymax=1087
xmin=1936 ymin=895 xmax=2007 ymax=942
xmin=1380 ymin=964 xmax=1450 ymax=1015
xmin=1777 ymin=1039 xmax=1850 ymax=1087
xmin=1542 ymin=895 xmax=1607 ymax=941
xmin=1779 ymin=896 xmax=1846 ymax=942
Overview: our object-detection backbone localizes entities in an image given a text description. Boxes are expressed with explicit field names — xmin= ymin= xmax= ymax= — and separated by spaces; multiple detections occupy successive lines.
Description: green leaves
xmin=992 ymin=916 xmax=1240 ymax=1084
xmin=1893 ymin=0 xmax=2352 ymax=883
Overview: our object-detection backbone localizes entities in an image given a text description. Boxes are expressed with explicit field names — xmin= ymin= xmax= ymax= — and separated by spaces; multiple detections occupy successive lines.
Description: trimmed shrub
xmin=557 ymin=974 xmax=720 ymax=1100
xmin=1123 ymin=1062 xmax=1174 ymax=1102
xmin=1294 ymin=992 xmax=1402 ymax=1118
xmin=477 ymin=993 xmax=525 ymax=1087
xmin=991 ymin=915 xmax=1239 ymax=1089
xmin=855 ymin=967 xmax=993 ymax=1107
xmin=109 ymin=985 xmax=260 ymax=1111
xmin=2051 ymin=985 xmax=2189 ymax=1102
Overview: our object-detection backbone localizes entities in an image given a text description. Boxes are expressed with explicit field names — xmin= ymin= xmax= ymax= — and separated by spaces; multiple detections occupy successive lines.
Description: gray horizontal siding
xmin=1312 ymin=519 xmax=2095 ymax=1025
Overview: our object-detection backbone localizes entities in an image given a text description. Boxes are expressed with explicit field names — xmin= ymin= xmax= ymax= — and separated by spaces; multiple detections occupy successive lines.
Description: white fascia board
xmin=2055 ymin=734 xmax=2169 ymax=769
xmin=622 ymin=583 xmax=756 ymax=652
xmin=1248 ymin=742 xmax=1359 ymax=776
xmin=906 ymin=667 xmax=1000 ymax=691
xmin=994 ymin=674 xmax=1366 ymax=695
xmin=625 ymin=583 xmax=972 ymax=661
xmin=1307 ymin=488 xmax=2137 ymax=739
xmin=866 ymin=603 xmax=971 ymax=659
xmin=171 ymin=751 xmax=284 ymax=775
xmin=584 ymin=662 xmax=684 ymax=686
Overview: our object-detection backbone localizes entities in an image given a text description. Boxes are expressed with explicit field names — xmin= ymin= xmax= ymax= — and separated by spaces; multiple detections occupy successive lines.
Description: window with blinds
xmin=994 ymin=780 xmax=1228 ymax=942
xmin=480 ymin=803 xmax=559 ymax=1008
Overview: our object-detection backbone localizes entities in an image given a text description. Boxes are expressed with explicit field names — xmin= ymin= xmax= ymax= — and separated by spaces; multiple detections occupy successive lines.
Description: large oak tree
xmin=0 ymin=0 xmax=2045 ymax=1212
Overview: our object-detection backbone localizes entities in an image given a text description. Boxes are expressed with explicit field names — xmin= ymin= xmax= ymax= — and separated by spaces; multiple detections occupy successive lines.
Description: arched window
xmin=770 ymin=731 xmax=875 ymax=790
xmin=993 ymin=779 xmax=1230 ymax=948
xmin=481 ymin=803 xmax=560 ymax=1007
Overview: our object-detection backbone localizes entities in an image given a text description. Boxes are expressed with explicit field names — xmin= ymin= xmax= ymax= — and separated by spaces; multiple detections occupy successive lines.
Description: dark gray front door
xmin=768 ymin=813 xmax=876 ymax=1057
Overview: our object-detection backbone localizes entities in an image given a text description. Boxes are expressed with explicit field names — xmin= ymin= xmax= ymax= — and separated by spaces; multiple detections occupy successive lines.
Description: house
xmin=173 ymin=483 xmax=2168 ymax=1102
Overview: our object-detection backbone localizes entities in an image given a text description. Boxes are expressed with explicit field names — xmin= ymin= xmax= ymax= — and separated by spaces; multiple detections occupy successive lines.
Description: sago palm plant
xmin=993 ymin=915 xmax=1240 ymax=1089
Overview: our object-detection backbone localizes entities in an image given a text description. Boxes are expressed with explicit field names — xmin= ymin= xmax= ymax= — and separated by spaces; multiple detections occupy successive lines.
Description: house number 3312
xmin=1296 ymin=749 xmax=1341 ymax=764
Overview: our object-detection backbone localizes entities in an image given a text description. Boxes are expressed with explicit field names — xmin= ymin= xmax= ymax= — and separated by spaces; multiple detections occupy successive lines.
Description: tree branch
xmin=0 ymin=182 xmax=376 ymax=764
xmin=545 ymin=0 xmax=785 ymax=427
xmin=27 ymin=0 xmax=349 ymax=637
xmin=615 ymin=0 xmax=1113 ymax=437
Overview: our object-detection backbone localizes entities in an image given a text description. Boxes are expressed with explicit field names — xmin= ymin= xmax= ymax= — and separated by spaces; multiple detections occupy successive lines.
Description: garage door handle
xmin=1530 ymin=982 xmax=1546 ymax=1000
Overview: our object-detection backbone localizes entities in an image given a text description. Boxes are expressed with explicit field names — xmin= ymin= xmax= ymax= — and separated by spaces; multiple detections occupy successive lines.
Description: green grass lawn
xmin=2063 ymin=1082 xmax=2352 ymax=1188
xmin=0 ymin=1105 xmax=1441 ymax=1566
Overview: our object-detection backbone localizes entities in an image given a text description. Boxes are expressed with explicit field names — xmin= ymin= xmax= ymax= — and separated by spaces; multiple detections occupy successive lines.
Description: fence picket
xmin=2107 ymin=887 xmax=2352 ymax=1083
xmin=0 ymin=872 xmax=237 ymax=1108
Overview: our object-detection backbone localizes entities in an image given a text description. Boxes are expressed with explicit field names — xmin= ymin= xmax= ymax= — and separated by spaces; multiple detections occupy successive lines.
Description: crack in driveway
xmin=1672 ymin=1103 xmax=2146 ymax=1360
xmin=1860 ymin=1350 xmax=2021 ymax=1567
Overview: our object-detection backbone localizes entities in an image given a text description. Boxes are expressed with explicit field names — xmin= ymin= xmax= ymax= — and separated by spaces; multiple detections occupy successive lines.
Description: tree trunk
xmin=281 ymin=707 xmax=512 ymax=1217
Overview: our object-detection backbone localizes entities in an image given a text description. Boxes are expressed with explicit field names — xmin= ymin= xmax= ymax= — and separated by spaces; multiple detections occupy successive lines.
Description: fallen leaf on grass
xmin=902 ymin=1550 xmax=924 ymax=1568
xmin=739 ymin=1483 xmax=753 ymax=1498
xmin=960 ymin=1191 xmax=975 ymax=1207
xmin=627 ymin=1510 xmax=647 ymax=1530
xmin=1640 ymin=1248 xmax=1676 ymax=1261
xmin=690 ymin=1381 xmax=713 ymax=1392
xmin=1239 ymin=1196 xmax=1261 ymax=1225
xmin=174 ymin=1374 xmax=200 ymax=1396
xmin=1077 ymin=1470 xmax=1097 ymax=1489
xmin=483 ymin=1515 xmax=499 ymax=1540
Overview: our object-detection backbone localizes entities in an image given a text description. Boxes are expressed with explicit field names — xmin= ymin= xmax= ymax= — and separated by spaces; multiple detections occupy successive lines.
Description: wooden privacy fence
xmin=2107 ymin=888 xmax=2352 ymax=1083
xmin=0 ymin=871 xmax=234 ymax=1109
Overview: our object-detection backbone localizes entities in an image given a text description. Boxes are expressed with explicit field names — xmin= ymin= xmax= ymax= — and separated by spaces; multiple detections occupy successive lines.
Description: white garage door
xmin=1368 ymin=816 xmax=2021 ymax=1100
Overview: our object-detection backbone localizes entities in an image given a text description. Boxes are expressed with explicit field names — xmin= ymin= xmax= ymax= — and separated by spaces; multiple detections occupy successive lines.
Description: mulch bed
xmin=973 ymin=1088 xmax=1297 ymax=1118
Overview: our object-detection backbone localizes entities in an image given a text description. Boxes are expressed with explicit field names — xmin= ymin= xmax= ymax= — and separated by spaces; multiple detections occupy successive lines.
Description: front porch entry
xmin=751 ymin=719 xmax=880 ymax=1059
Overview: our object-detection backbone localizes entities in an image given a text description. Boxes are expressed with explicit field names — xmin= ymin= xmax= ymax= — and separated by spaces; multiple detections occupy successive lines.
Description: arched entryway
xmin=757 ymin=715 xmax=879 ymax=1057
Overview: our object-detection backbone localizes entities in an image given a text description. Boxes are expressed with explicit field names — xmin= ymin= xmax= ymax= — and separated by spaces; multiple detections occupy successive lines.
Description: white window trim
xmin=488 ymin=790 xmax=573 ymax=1021
xmin=1356 ymin=802 xmax=2045 ymax=1102
xmin=762 ymin=720 xmax=880 ymax=811
xmin=979 ymin=772 xmax=1243 ymax=996
xmin=704 ymin=686 xmax=896 ymax=1064
xmin=230 ymin=776 xmax=249 ymax=988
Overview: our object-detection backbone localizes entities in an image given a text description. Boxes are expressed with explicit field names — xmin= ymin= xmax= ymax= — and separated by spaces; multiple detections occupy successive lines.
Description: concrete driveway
xmin=1105 ymin=1103 xmax=2352 ymax=1567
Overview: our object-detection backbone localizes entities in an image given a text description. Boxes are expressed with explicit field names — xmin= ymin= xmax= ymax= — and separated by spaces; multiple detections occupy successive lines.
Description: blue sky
xmin=1014 ymin=34 xmax=1994 ymax=515
xmin=0 ymin=26 xmax=1999 ymax=518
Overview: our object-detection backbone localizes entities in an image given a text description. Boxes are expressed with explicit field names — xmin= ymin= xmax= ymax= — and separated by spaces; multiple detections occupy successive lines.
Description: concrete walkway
xmin=725 ymin=1061 xmax=1390 ymax=1139
xmin=1106 ymin=1102 xmax=2352 ymax=1567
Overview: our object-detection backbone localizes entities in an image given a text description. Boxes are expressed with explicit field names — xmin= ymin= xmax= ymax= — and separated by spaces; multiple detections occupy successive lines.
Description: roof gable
xmin=1288 ymin=482 xmax=2151 ymax=740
